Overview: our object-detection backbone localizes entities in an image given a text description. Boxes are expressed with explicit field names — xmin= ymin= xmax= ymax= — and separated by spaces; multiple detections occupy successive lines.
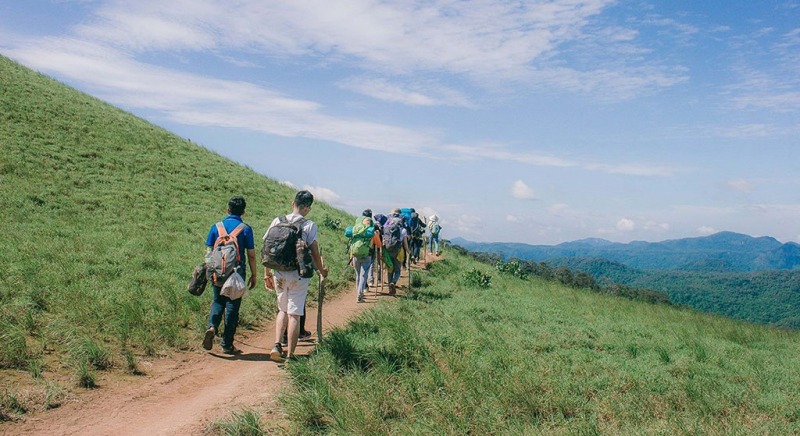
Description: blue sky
xmin=2 ymin=0 xmax=799 ymax=245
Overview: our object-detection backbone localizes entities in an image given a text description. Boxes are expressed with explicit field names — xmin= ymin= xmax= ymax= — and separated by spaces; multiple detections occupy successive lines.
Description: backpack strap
xmin=228 ymin=222 xmax=248 ymax=238
xmin=215 ymin=222 xmax=227 ymax=237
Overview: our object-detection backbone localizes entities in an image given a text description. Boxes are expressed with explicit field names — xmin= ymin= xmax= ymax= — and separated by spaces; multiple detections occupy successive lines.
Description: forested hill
xmin=452 ymin=231 xmax=800 ymax=272
xmin=544 ymin=257 xmax=800 ymax=329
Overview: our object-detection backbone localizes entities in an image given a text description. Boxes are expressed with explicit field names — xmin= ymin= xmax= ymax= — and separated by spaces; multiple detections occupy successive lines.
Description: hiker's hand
xmin=319 ymin=266 xmax=328 ymax=278
xmin=263 ymin=275 xmax=275 ymax=291
xmin=248 ymin=275 xmax=256 ymax=290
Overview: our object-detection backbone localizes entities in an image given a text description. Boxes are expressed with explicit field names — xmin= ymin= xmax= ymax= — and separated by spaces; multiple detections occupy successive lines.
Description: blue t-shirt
xmin=206 ymin=215 xmax=255 ymax=276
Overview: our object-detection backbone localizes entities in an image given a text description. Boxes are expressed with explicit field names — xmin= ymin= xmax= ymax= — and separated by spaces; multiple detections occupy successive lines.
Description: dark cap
xmin=362 ymin=209 xmax=373 ymax=218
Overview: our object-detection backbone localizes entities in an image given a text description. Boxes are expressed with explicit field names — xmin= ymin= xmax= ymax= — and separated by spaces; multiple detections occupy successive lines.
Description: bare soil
xmin=1 ymin=255 xmax=435 ymax=436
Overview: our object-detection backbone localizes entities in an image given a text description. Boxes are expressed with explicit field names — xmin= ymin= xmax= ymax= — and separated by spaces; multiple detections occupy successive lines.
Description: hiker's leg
xmin=221 ymin=294 xmax=242 ymax=349
xmin=208 ymin=285 xmax=225 ymax=330
xmin=274 ymin=310 xmax=288 ymax=345
xmin=368 ymin=260 xmax=374 ymax=283
xmin=274 ymin=276 xmax=290 ymax=345
xmin=357 ymin=257 xmax=372 ymax=297
xmin=286 ymin=314 xmax=300 ymax=357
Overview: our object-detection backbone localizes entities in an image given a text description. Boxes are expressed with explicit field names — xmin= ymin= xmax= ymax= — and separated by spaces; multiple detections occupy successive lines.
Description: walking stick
xmin=317 ymin=259 xmax=325 ymax=342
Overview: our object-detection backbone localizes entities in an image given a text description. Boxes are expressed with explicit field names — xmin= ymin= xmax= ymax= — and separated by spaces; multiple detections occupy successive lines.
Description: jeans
xmin=430 ymin=234 xmax=439 ymax=254
xmin=208 ymin=273 xmax=244 ymax=349
xmin=354 ymin=256 xmax=373 ymax=297
xmin=387 ymin=249 xmax=402 ymax=284
xmin=411 ymin=238 xmax=422 ymax=260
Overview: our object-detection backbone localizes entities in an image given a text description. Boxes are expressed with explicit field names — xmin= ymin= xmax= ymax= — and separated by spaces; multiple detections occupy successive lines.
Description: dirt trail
xmin=2 ymin=255 xmax=435 ymax=436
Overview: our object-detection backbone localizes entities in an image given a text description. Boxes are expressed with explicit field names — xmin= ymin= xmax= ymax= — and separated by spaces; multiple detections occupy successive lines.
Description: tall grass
xmin=281 ymin=249 xmax=800 ymax=435
xmin=0 ymin=55 xmax=355 ymax=405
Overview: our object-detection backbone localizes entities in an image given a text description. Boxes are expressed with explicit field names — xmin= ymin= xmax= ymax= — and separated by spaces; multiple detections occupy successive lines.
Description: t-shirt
xmin=264 ymin=213 xmax=317 ymax=247
xmin=206 ymin=215 xmax=255 ymax=276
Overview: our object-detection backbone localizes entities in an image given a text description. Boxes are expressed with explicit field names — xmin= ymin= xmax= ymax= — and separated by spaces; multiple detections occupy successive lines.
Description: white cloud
xmin=511 ymin=180 xmax=539 ymax=200
xmin=4 ymin=38 xmax=437 ymax=156
xmin=584 ymin=162 xmax=678 ymax=176
xmin=455 ymin=214 xmax=483 ymax=234
xmin=338 ymin=76 xmax=475 ymax=108
xmin=643 ymin=221 xmax=670 ymax=232
xmin=302 ymin=185 xmax=341 ymax=205
xmin=726 ymin=179 xmax=754 ymax=193
xmin=616 ymin=218 xmax=635 ymax=231
xmin=506 ymin=214 xmax=523 ymax=223
xmin=280 ymin=180 xmax=297 ymax=189
xmin=697 ymin=226 xmax=717 ymax=236
xmin=549 ymin=203 xmax=569 ymax=213
xmin=55 ymin=0 xmax=684 ymax=99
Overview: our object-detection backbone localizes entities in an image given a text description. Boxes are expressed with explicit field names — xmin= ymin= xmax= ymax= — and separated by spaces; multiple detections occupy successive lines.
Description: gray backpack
xmin=206 ymin=222 xmax=247 ymax=286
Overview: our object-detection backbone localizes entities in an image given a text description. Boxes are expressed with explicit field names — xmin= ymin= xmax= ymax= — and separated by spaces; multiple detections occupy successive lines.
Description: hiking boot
xmin=388 ymin=283 xmax=396 ymax=295
xmin=221 ymin=345 xmax=241 ymax=355
xmin=299 ymin=330 xmax=313 ymax=341
xmin=202 ymin=326 xmax=215 ymax=351
xmin=270 ymin=343 xmax=285 ymax=362
xmin=357 ymin=295 xmax=365 ymax=303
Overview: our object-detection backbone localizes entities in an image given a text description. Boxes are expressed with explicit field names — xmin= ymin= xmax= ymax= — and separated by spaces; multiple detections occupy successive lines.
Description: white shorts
xmin=274 ymin=270 xmax=310 ymax=316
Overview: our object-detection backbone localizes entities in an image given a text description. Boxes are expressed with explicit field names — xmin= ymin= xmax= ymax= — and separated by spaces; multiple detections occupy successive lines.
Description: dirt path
xmin=3 ymin=255 xmax=435 ymax=436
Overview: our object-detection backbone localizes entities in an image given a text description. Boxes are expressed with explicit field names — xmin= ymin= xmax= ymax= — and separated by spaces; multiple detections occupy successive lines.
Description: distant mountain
xmin=450 ymin=231 xmax=800 ymax=272
xmin=544 ymin=257 xmax=800 ymax=328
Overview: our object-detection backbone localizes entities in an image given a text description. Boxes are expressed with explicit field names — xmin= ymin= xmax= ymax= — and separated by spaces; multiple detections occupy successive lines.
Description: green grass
xmin=281 ymin=249 xmax=800 ymax=435
xmin=0 ymin=55 xmax=355 ymax=405
xmin=211 ymin=408 xmax=267 ymax=436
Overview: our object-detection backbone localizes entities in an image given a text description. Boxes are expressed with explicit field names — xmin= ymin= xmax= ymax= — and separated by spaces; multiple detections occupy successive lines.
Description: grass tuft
xmin=211 ymin=408 xmax=265 ymax=436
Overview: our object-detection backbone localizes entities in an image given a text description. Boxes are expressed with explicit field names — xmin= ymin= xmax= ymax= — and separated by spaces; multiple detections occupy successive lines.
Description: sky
xmin=2 ymin=0 xmax=799 ymax=245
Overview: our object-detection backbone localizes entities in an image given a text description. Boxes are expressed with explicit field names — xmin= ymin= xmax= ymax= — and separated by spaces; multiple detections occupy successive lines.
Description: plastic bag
xmin=220 ymin=272 xmax=247 ymax=300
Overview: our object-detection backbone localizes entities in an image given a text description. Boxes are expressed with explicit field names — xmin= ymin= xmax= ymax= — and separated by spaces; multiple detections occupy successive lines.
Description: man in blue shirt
xmin=202 ymin=196 xmax=257 ymax=354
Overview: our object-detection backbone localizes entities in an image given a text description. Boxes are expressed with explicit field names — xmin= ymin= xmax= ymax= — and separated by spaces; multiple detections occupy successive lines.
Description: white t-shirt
xmin=264 ymin=213 xmax=317 ymax=247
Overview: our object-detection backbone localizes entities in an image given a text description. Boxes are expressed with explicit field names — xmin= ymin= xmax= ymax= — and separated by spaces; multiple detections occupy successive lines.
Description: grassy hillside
xmin=547 ymin=257 xmax=800 ymax=329
xmin=0 ymin=55 xmax=354 ymax=407
xmin=278 ymin=248 xmax=800 ymax=435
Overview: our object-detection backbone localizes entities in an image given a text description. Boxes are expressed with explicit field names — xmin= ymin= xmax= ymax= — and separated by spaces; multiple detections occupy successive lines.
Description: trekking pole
xmin=317 ymin=257 xmax=325 ymax=342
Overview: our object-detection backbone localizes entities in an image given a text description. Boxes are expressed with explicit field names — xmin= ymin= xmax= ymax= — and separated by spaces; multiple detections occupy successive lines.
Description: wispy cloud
xmin=697 ymin=225 xmax=717 ymax=235
xmin=616 ymin=218 xmax=635 ymax=231
xmin=302 ymin=185 xmax=342 ymax=206
xmin=338 ymin=76 xmax=475 ymax=108
xmin=726 ymin=179 xmax=754 ymax=193
xmin=4 ymin=38 xmax=437 ymax=155
xmin=54 ymin=0 xmax=685 ymax=99
xmin=510 ymin=180 xmax=538 ymax=201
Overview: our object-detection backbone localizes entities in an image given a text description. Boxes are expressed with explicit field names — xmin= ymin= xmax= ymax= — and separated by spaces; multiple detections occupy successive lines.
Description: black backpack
xmin=261 ymin=217 xmax=313 ymax=277
xmin=382 ymin=216 xmax=404 ymax=250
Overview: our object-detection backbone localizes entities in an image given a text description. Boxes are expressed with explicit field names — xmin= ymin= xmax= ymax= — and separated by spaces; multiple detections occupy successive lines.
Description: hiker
xmin=202 ymin=196 xmax=257 ymax=354
xmin=263 ymin=190 xmax=328 ymax=361
xmin=370 ymin=213 xmax=388 ymax=285
xmin=409 ymin=211 xmax=426 ymax=263
xmin=351 ymin=209 xmax=375 ymax=303
xmin=429 ymin=215 xmax=442 ymax=255
xmin=383 ymin=209 xmax=409 ymax=294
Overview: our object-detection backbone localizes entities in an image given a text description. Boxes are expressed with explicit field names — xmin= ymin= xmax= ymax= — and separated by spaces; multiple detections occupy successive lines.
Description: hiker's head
xmin=391 ymin=208 xmax=401 ymax=215
xmin=293 ymin=190 xmax=314 ymax=214
xmin=227 ymin=196 xmax=246 ymax=216
xmin=362 ymin=209 xmax=372 ymax=218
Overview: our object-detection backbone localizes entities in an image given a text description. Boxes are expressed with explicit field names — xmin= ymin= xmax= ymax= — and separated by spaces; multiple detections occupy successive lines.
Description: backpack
xmin=430 ymin=222 xmax=441 ymax=236
xmin=206 ymin=222 xmax=247 ymax=286
xmin=350 ymin=216 xmax=374 ymax=259
xmin=382 ymin=216 xmax=404 ymax=250
xmin=187 ymin=263 xmax=208 ymax=296
xmin=261 ymin=216 xmax=305 ymax=272
xmin=410 ymin=212 xmax=424 ymax=238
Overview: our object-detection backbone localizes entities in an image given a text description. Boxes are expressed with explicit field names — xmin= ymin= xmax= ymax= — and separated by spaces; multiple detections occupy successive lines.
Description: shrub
xmin=211 ymin=408 xmax=265 ymax=436
xmin=463 ymin=268 xmax=492 ymax=288
xmin=495 ymin=260 xmax=529 ymax=280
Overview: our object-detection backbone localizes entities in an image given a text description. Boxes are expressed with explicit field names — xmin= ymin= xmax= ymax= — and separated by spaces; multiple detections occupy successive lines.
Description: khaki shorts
xmin=274 ymin=270 xmax=309 ymax=316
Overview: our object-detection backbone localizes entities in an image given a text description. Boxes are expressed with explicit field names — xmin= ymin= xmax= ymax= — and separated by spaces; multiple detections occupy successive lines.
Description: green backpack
xmin=350 ymin=216 xmax=374 ymax=259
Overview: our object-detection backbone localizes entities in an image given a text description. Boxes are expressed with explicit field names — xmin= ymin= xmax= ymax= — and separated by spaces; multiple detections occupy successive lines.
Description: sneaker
xmin=270 ymin=343 xmax=285 ymax=362
xmin=298 ymin=330 xmax=313 ymax=341
xmin=202 ymin=327 xmax=215 ymax=351
xmin=388 ymin=283 xmax=396 ymax=295
xmin=357 ymin=295 xmax=365 ymax=303
xmin=221 ymin=345 xmax=241 ymax=355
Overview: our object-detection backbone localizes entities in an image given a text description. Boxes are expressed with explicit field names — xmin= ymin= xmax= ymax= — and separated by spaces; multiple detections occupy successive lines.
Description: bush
xmin=463 ymin=268 xmax=491 ymax=288
xmin=495 ymin=260 xmax=528 ymax=280
xmin=212 ymin=408 xmax=265 ymax=436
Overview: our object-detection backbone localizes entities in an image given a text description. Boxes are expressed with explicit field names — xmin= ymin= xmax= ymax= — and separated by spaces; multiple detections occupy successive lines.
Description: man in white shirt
xmin=263 ymin=191 xmax=328 ymax=362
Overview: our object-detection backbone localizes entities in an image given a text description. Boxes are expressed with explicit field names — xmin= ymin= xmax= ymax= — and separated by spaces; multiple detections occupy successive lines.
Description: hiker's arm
xmin=309 ymin=240 xmax=328 ymax=278
xmin=247 ymin=248 xmax=257 ymax=289
xmin=263 ymin=266 xmax=275 ymax=291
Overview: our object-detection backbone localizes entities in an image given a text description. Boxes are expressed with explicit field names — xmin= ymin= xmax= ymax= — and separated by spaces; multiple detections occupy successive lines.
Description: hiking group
xmin=197 ymin=191 xmax=441 ymax=363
